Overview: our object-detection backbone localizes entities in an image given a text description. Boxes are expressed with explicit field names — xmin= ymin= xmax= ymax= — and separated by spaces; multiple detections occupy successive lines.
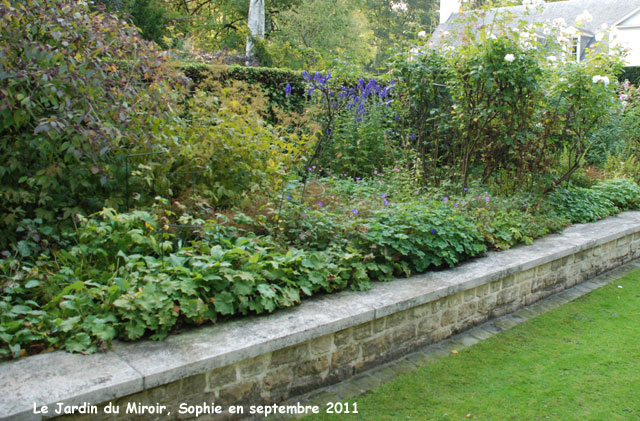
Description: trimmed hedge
xmin=620 ymin=66 xmax=640 ymax=86
xmin=180 ymin=63 xmax=307 ymax=114
xmin=179 ymin=63 xmax=390 ymax=118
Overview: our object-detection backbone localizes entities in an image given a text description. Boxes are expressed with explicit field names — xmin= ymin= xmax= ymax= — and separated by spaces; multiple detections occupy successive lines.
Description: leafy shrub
xmin=0 ymin=0 xmax=186 ymax=249
xmin=393 ymin=49 xmax=455 ymax=186
xmin=357 ymin=202 xmax=487 ymax=276
xmin=591 ymin=178 xmax=640 ymax=210
xmin=0 ymin=208 xmax=369 ymax=357
xmin=392 ymin=8 xmax=623 ymax=192
xmin=176 ymin=79 xmax=309 ymax=206
xmin=319 ymin=78 xmax=400 ymax=176
xmin=547 ymin=186 xmax=618 ymax=224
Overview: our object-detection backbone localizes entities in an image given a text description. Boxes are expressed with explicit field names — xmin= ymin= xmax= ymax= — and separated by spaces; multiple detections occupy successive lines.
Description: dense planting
xmin=2 ymin=1 xmax=640 ymax=358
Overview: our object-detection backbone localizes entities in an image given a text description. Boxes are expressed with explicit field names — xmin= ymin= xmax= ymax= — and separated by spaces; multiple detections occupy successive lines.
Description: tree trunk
xmin=246 ymin=0 xmax=265 ymax=64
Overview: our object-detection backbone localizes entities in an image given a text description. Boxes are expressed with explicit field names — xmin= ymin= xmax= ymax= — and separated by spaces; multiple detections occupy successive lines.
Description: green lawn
xmin=306 ymin=271 xmax=640 ymax=420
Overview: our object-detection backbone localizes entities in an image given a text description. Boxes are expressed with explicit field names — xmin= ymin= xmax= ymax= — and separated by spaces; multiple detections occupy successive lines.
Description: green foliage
xmin=359 ymin=202 xmax=487 ymax=276
xmin=94 ymin=0 xmax=171 ymax=47
xmin=176 ymin=79 xmax=308 ymax=205
xmin=392 ymin=9 xmax=624 ymax=192
xmin=591 ymin=178 xmax=640 ymax=210
xmin=4 ymin=173 xmax=640 ymax=357
xmin=267 ymin=0 xmax=374 ymax=69
xmin=620 ymin=66 xmax=640 ymax=87
xmin=361 ymin=0 xmax=438 ymax=70
xmin=547 ymin=186 xmax=617 ymax=224
xmin=181 ymin=64 xmax=308 ymax=124
xmin=393 ymin=49 xmax=455 ymax=185
xmin=310 ymin=77 xmax=400 ymax=176
xmin=0 ymin=0 xmax=185 ymax=249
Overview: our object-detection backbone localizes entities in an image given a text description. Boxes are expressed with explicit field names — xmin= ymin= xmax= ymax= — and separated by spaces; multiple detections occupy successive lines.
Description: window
xmin=569 ymin=36 xmax=581 ymax=62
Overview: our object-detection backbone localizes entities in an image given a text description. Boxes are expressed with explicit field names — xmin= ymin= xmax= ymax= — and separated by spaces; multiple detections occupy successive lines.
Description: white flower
xmin=601 ymin=23 xmax=608 ymax=30
xmin=547 ymin=55 xmax=556 ymax=62
xmin=553 ymin=18 xmax=567 ymax=28
xmin=418 ymin=30 xmax=427 ymax=39
xmin=575 ymin=10 xmax=593 ymax=25
xmin=504 ymin=53 xmax=515 ymax=62
xmin=592 ymin=75 xmax=610 ymax=87
xmin=596 ymin=32 xmax=604 ymax=42
xmin=391 ymin=1 xmax=408 ymax=12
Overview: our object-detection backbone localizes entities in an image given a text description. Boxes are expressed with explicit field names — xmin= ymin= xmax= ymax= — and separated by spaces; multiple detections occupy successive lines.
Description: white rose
xmin=504 ymin=53 xmax=515 ymax=62
xmin=418 ymin=30 xmax=427 ymax=39
xmin=576 ymin=10 xmax=593 ymax=25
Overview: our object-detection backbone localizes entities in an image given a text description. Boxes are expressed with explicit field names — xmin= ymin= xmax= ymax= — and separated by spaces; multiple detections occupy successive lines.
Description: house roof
xmin=431 ymin=0 xmax=640 ymax=45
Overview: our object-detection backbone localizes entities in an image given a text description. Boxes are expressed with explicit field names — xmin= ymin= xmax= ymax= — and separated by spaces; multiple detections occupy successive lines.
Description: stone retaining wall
xmin=3 ymin=212 xmax=640 ymax=421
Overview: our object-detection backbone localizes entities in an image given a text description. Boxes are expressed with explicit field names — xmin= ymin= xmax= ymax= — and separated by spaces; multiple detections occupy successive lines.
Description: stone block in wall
xmin=262 ymin=366 xmax=293 ymax=395
xmin=440 ymin=308 xmax=457 ymax=327
xmin=331 ymin=343 xmax=360 ymax=368
xmin=208 ymin=365 xmax=238 ymax=389
xmin=478 ymin=294 xmax=497 ymax=315
xmin=295 ymin=356 xmax=330 ymax=378
xmin=475 ymin=283 xmax=491 ymax=298
xmin=238 ymin=355 xmax=269 ymax=380
xmin=270 ymin=343 xmax=309 ymax=367
xmin=310 ymin=334 xmax=333 ymax=356
xmin=416 ymin=313 xmax=441 ymax=335
xmin=361 ymin=336 xmax=390 ymax=361
xmin=391 ymin=324 xmax=417 ymax=347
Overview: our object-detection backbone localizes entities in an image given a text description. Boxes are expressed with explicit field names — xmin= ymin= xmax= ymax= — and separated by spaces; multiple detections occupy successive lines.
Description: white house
xmin=434 ymin=0 xmax=640 ymax=66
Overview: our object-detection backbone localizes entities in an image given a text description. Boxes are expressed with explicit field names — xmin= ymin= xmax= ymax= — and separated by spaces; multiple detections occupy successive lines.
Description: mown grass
xmin=306 ymin=270 xmax=640 ymax=420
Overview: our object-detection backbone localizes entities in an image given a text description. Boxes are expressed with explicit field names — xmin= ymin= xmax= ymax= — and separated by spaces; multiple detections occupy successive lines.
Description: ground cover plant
xmin=2 ymin=0 xmax=640 ymax=359
xmin=304 ymin=269 xmax=640 ymax=420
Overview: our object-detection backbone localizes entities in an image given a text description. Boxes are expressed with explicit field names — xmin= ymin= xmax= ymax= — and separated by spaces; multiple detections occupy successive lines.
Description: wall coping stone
xmin=2 ymin=211 xmax=640 ymax=420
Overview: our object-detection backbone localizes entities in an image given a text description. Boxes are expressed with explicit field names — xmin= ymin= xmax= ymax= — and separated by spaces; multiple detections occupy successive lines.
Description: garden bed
xmin=2 ymin=211 xmax=639 ymax=420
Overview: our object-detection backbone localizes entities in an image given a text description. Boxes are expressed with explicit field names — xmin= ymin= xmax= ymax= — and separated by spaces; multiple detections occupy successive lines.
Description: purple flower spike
xmin=377 ymin=180 xmax=382 ymax=184
xmin=383 ymin=200 xmax=390 ymax=206
xmin=307 ymin=167 xmax=313 ymax=171
xmin=284 ymin=83 xmax=292 ymax=97
xmin=374 ymin=170 xmax=378 ymax=175
xmin=443 ymin=196 xmax=449 ymax=202
xmin=352 ymin=209 xmax=359 ymax=215
xmin=485 ymin=196 xmax=490 ymax=203
xmin=431 ymin=228 xmax=437 ymax=234
xmin=454 ymin=202 xmax=458 ymax=207
xmin=380 ymin=193 xmax=387 ymax=198
xmin=463 ymin=187 xmax=468 ymax=192
xmin=356 ymin=177 xmax=361 ymax=182
xmin=286 ymin=194 xmax=291 ymax=200
xmin=317 ymin=201 xmax=323 ymax=207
